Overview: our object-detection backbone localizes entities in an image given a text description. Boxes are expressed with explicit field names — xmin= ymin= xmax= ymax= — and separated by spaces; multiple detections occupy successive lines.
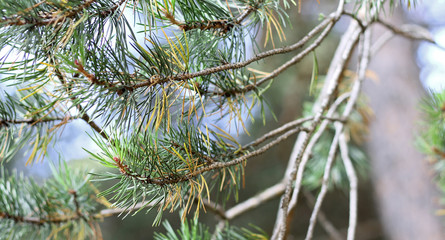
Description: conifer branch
xmin=53 ymin=60 xmax=111 ymax=141
xmin=125 ymin=16 xmax=335 ymax=91
xmin=0 ymin=115 xmax=77 ymax=128
xmin=112 ymin=124 xmax=305 ymax=186
xmin=0 ymin=0 xmax=127 ymax=26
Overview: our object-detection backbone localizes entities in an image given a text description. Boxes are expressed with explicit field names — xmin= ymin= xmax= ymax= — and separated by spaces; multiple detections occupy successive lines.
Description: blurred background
xmin=3 ymin=1 xmax=445 ymax=239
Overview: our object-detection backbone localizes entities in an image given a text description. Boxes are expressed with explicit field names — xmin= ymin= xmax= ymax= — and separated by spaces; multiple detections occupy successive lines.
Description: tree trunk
xmin=363 ymin=11 xmax=444 ymax=240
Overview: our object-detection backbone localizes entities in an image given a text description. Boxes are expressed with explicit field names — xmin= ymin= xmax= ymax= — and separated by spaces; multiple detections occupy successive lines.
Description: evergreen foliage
xmin=0 ymin=0 xmax=426 ymax=239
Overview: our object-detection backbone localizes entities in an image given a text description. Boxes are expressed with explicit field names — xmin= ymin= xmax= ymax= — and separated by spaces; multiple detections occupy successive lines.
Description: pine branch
xmin=0 ymin=211 xmax=77 ymax=225
xmin=0 ymin=115 xmax=77 ymax=128
xmin=52 ymin=58 xmax=111 ymax=141
xmin=111 ymin=125 xmax=305 ymax=186
xmin=121 ymin=15 xmax=335 ymax=92
xmin=376 ymin=18 xmax=435 ymax=44
xmin=272 ymin=2 xmax=362 ymax=236
xmin=0 ymin=0 xmax=127 ymax=26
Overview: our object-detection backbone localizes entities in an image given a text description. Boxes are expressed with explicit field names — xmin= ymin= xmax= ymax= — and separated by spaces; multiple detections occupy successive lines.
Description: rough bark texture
xmin=363 ymin=12 xmax=444 ymax=240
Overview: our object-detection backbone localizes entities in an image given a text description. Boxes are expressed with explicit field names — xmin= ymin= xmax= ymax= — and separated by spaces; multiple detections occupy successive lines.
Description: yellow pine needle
xmin=267 ymin=9 xmax=286 ymax=42
xmin=171 ymin=146 xmax=189 ymax=166
xmin=201 ymin=175 xmax=211 ymax=204
xmin=26 ymin=132 xmax=40 ymax=165
xmin=39 ymin=62 xmax=54 ymax=68
xmin=187 ymin=91 xmax=198 ymax=121
xmin=264 ymin=16 xmax=274 ymax=48
xmin=182 ymin=183 xmax=194 ymax=218
xmin=145 ymin=97 xmax=158 ymax=131
xmin=198 ymin=128 xmax=211 ymax=156
xmin=17 ymin=85 xmax=39 ymax=92
xmin=183 ymin=30 xmax=189 ymax=63
xmin=172 ymin=31 xmax=189 ymax=66
xmin=247 ymin=67 xmax=270 ymax=78
xmin=60 ymin=14 xmax=87 ymax=49
xmin=36 ymin=134 xmax=53 ymax=163
xmin=236 ymin=99 xmax=250 ymax=136
xmin=195 ymin=196 xmax=203 ymax=216
xmin=168 ymin=81 xmax=186 ymax=108
xmin=183 ymin=142 xmax=194 ymax=171
xmin=161 ymin=29 xmax=185 ymax=70
xmin=220 ymin=168 xmax=226 ymax=191
xmin=210 ymin=123 xmax=240 ymax=148
xmin=19 ymin=85 xmax=44 ymax=101
xmin=228 ymin=168 xmax=237 ymax=185
xmin=205 ymin=125 xmax=211 ymax=153
xmin=137 ymin=40 xmax=154 ymax=58
xmin=192 ymin=80 xmax=207 ymax=116
xmin=0 ymin=131 xmax=9 ymax=159
xmin=195 ymin=179 xmax=206 ymax=216
xmin=154 ymin=95 xmax=165 ymax=131
xmin=47 ymin=223 xmax=70 ymax=239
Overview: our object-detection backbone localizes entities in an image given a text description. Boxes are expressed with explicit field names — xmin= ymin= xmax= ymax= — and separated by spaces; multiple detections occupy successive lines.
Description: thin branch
xmin=114 ymin=126 xmax=305 ymax=186
xmin=342 ymin=12 xmax=366 ymax=30
xmin=235 ymin=6 xmax=256 ymax=23
xmin=339 ymin=133 xmax=358 ymax=240
xmin=242 ymin=117 xmax=312 ymax=149
xmin=127 ymin=16 xmax=335 ymax=91
xmin=242 ymin=116 xmax=343 ymax=150
xmin=376 ymin=18 xmax=435 ymax=44
xmin=229 ymin=19 xmax=335 ymax=95
xmin=64 ymin=14 xmax=335 ymax=97
xmin=370 ymin=30 xmax=394 ymax=56
xmin=0 ymin=196 xmax=223 ymax=228
xmin=225 ymin=182 xmax=286 ymax=220
xmin=0 ymin=211 xmax=77 ymax=225
xmin=197 ymin=198 xmax=227 ymax=220
xmin=305 ymin=123 xmax=341 ymax=240
xmin=286 ymin=93 xmax=350 ymax=214
xmin=163 ymin=4 xmax=255 ymax=33
xmin=52 ymin=58 xmax=111 ymax=142
xmin=303 ymin=190 xmax=343 ymax=240
xmin=179 ymin=6 xmax=256 ymax=33
xmin=97 ymin=196 xmax=226 ymax=220
xmin=0 ymin=0 xmax=127 ymax=26
xmin=0 ymin=115 xmax=78 ymax=128
xmin=370 ymin=21 xmax=444 ymax=56
xmin=306 ymin=26 xmax=371 ymax=240
xmin=69 ymin=189 xmax=88 ymax=222
xmin=272 ymin=3 xmax=360 ymax=237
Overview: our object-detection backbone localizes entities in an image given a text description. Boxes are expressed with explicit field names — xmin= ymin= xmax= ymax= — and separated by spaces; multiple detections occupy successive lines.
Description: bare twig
xmin=305 ymin=122 xmax=341 ymax=240
xmin=129 ymin=16 xmax=335 ymax=91
xmin=376 ymin=19 xmax=435 ymax=44
xmin=0 ymin=115 xmax=78 ymax=128
xmin=242 ymin=117 xmax=312 ymax=149
xmin=287 ymin=93 xmax=350 ymax=214
xmin=339 ymin=133 xmax=358 ymax=240
xmin=371 ymin=21 xmax=444 ymax=55
xmin=225 ymin=182 xmax=286 ymax=220
xmin=303 ymin=191 xmax=343 ymax=240
xmin=194 ymin=197 xmax=227 ymax=220
xmin=234 ymin=19 xmax=336 ymax=94
xmin=305 ymin=26 xmax=372 ymax=240
xmin=272 ymin=3 xmax=362 ymax=237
